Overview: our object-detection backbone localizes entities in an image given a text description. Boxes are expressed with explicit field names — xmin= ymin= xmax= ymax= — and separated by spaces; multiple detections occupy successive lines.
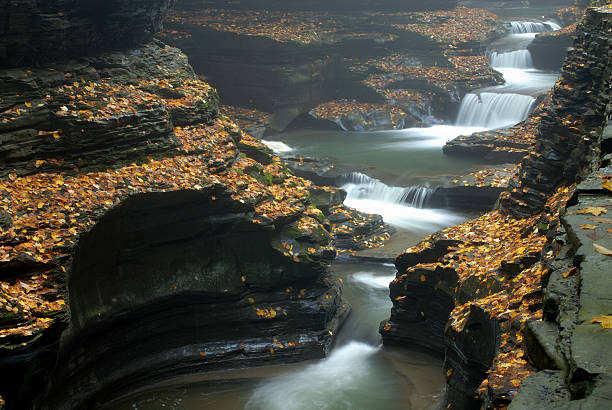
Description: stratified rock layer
xmin=381 ymin=5 xmax=612 ymax=410
xmin=501 ymin=7 xmax=612 ymax=218
xmin=0 ymin=0 xmax=177 ymax=68
xmin=0 ymin=3 xmax=356 ymax=408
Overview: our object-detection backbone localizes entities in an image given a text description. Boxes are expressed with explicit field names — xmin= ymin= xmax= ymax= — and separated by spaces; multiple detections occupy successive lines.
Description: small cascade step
xmin=489 ymin=50 xmax=534 ymax=69
xmin=340 ymin=172 xmax=433 ymax=208
xmin=455 ymin=93 xmax=535 ymax=129
xmin=511 ymin=21 xmax=561 ymax=34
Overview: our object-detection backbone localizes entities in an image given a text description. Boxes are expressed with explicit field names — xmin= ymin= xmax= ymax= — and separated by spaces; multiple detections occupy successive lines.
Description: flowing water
xmin=109 ymin=17 xmax=563 ymax=410
xmin=109 ymin=263 xmax=445 ymax=410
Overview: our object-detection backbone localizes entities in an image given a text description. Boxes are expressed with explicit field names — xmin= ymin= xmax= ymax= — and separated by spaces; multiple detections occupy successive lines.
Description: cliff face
xmin=0 ymin=0 xmax=177 ymax=68
xmin=501 ymin=7 xmax=611 ymax=218
xmin=381 ymin=5 xmax=612 ymax=409
xmin=0 ymin=1 xmax=354 ymax=409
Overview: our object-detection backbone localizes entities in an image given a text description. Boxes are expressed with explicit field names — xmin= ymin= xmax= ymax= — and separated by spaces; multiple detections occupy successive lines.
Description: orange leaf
xmin=590 ymin=315 xmax=612 ymax=329
xmin=562 ymin=267 xmax=577 ymax=278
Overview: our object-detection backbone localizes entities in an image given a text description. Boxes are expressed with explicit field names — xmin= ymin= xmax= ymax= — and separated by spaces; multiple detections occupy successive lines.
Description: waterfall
xmin=489 ymin=50 xmax=534 ymax=69
xmin=510 ymin=21 xmax=561 ymax=34
xmin=261 ymin=140 xmax=293 ymax=153
xmin=340 ymin=172 xmax=432 ymax=208
xmin=455 ymin=92 xmax=536 ymax=129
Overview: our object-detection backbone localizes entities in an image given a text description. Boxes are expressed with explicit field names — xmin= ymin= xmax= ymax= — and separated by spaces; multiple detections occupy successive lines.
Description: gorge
xmin=1 ymin=1 xmax=611 ymax=410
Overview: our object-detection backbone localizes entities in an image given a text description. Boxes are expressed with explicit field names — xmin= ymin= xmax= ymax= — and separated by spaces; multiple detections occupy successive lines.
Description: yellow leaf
xmin=572 ymin=207 xmax=607 ymax=216
xmin=603 ymin=179 xmax=612 ymax=192
xmin=199 ymin=351 xmax=207 ymax=357
xmin=25 ymin=102 xmax=32 ymax=108
xmin=446 ymin=368 xmax=453 ymax=377
xmin=562 ymin=267 xmax=577 ymax=278
xmin=580 ymin=224 xmax=598 ymax=230
xmin=590 ymin=315 xmax=612 ymax=329
xmin=420 ymin=274 xmax=426 ymax=282
xmin=593 ymin=243 xmax=612 ymax=257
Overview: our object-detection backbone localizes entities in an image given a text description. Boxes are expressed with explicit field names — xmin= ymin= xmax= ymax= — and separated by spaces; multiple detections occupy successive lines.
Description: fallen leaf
xmin=603 ymin=179 xmax=612 ymax=192
xmin=590 ymin=315 xmax=612 ymax=329
xmin=572 ymin=206 xmax=607 ymax=216
xmin=593 ymin=243 xmax=612 ymax=257
xmin=562 ymin=267 xmax=577 ymax=278
xmin=580 ymin=224 xmax=598 ymax=230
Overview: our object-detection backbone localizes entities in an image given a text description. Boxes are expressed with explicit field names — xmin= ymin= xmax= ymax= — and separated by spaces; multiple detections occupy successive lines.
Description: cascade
xmin=261 ymin=139 xmax=293 ymax=152
xmin=340 ymin=172 xmax=432 ymax=208
xmin=455 ymin=92 xmax=535 ymax=129
xmin=510 ymin=21 xmax=561 ymax=34
xmin=489 ymin=49 xmax=534 ymax=69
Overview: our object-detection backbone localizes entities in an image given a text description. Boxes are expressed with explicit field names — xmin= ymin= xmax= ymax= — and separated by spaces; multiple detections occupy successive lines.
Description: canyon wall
xmin=382 ymin=5 xmax=612 ymax=409
xmin=0 ymin=1 xmax=359 ymax=408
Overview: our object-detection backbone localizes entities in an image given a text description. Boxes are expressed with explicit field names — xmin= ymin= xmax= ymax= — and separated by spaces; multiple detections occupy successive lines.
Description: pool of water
xmin=107 ymin=262 xmax=446 ymax=410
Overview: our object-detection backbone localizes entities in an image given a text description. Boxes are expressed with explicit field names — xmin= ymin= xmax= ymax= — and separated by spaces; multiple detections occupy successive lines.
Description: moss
xmin=284 ymin=225 xmax=303 ymax=239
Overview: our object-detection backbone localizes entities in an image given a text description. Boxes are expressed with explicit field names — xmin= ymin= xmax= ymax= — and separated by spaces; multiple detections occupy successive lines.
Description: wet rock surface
xmin=0 ymin=2 xmax=402 ymax=408
xmin=0 ymin=0 xmax=177 ymax=68
xmin=511 ymin=132 xmax=612 ymax=408
xmin=500 ymin=7 xmax=612 ymax=218
xmin=381 ymin=6 xmax=612 ymax=409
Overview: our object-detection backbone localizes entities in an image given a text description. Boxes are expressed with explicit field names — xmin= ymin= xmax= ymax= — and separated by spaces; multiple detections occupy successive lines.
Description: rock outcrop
xmin=509 ymin=127 xmax=612 ymax=409
xmin=501 ymin=6 xmax=612 ymax=218
xmin=159 ymin=6 xmax=504 ymax=132
xmin=0 ymin=1 xmax=367 ymax=409
xmin=0 ymin=0 xmax=177 ymax=68
xmin=381 ymin=5 xmax=612 ymax=409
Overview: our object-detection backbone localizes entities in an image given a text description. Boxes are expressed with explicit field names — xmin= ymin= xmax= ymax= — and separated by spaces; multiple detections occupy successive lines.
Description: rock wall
xmin=0 ymin=1 xmax=362 ymax=408
xmin=42 ymin=185 xmax=347 ymax=409
xmin=0 ymin=0 xmax=177 ymax=68
xmin=381 ymin=6 xmax=612 ymax=409
xmin=501 ymin=6 xmax=612 ymax=218
xmin=510 ymin=122 xmax=612 ymax=408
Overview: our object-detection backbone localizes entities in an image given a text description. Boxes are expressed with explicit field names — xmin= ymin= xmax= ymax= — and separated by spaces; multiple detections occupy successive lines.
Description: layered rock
xmin=381 ymin=188 xmax=575 ymax=408
xmin=501 ymin=6 xmax=612 ymax=218
xmin=382 ymin=5 xmax=612 ymax=409
xmin=43 ymin=184 xmax=348 ymax=409
xmin=159 ymin=6 xmax=504 ymax=132
xmin=0 ymin=2 xmax=364 ymax=409
xmin=509 ymin=124 xmax=612 ymax=409
xmin=528 ymin=24 xmax=576 ymax=70
xmin=0 ymin=0 xmax=177 ymax=68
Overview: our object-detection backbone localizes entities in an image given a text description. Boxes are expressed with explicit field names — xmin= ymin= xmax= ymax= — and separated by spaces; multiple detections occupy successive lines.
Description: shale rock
xmin=0 ymin=0 xmax=177 ymax=68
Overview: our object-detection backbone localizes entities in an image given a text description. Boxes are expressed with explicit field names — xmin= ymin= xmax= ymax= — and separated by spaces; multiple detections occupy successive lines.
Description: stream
xmin=110 ymin=17 xmax=561 ymax=410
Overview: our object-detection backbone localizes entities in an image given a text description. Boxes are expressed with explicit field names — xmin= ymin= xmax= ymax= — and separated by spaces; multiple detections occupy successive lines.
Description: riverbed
xmin=108 ymin=12 xmax=564 ymax=410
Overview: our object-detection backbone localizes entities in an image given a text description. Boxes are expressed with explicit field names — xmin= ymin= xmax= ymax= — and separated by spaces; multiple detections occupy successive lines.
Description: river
xmin=109 ymin=16 xmax=561 ymax=410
